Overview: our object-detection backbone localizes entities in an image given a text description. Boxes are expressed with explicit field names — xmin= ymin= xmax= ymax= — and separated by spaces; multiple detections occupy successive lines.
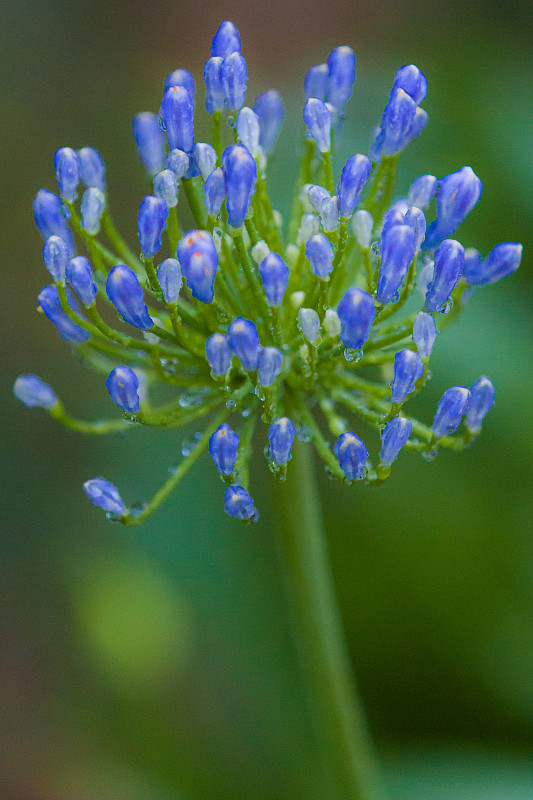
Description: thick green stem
xmin=271 ymin=442 xmax=386 ymax=800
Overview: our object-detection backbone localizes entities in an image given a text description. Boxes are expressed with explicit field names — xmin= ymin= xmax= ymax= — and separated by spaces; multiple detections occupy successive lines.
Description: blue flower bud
xmin=381 ymin=208 xmax=405 ymax=235
xmin=376 ymin=88 xmax=418 ymax=158
xmin=297 ymin=213 xmax=320 ymax=246
xmin=83 ymin=478 xmax=126 ymax=516
xmin=379 ymin=417 xmax=412 ymax=466
xmin=157 ymin=258 xmax=182 ymax=303
xmin=204 ymin=167 xmax=227 ymax=215
xmin=461 ymin=248 xmax=482 ymax=284
xmin=303 ymin=98 xmax=331 ymax=153
xmin=268 ymin=417 xmax=296 ymax=464
xmin=164 ymin=68 xmax=196 ymax=103
xmin=209 ymin=423 xmax=239 ymax=474
xmin=204 ymin=56 xmax=226 ymax=114
xmin=337 ymin=288 xmax=375 ymax=349
xmin=14 ymin=374 xmax=58 ymax=409
xmin=164 ymin=148 xmax=190 ymax=179
xmin=228 ymin=317 xmax=261 ymax=370
xmin=337 ymin=154 xmax=371 ymax=218
xmin=224 ymin=485 xmax=257 ymax=520
xmin=137 ymin=195 xmax=168 ymax=258
xmin=184 ymin=251 xmax=217 ymax=303
xmin=327 ymin=46 xmax=356 ymax=112
xmin=392 ymin=64 xmax=428 ymax=105
xmin=352 ymin=210 xmax=373 ymax=248
xmin=159 ymin=86 xmax=195 ymax=154
xmin=466 ymin=242 xmax=523 ymax=286
xmin=106 ymin=366 xmax=141 ymax=414
xmin=304 ymin=63 xmax=329 ymax=102
xmin=66 ymin=256 xmax=97 ymax=306
xmin=222 ymin=52 xmax=247 ymax=112
xmin=106 ymin=265 xmax=154 ymax=330
xmin=257 ymin=346 xmax=283 ymax=386
xmin=194 ymin=143 xmax=217 ymax=180
xmin=43 ymin=235 xmax=69 ymax=282
xmin=253 ymin=90 xmax=285 ymax=153
xmin=257 ymin=253 xmax=288 ymax=305
xmin=33 ymin=189 xmax=74 ymax=253
xmin=211 ymin=20 xmax=241 ymax=58
xmin=81 ymin=188 xmax=106 ymax=235
xmin=391 ymin=349 xmax=425 ymax=403
xmin=152 ymin=170 xmax=177 ymax=208
xmin=334 ymin=432 xmax=368 ymax=479
xmin=177 ymin=229 xmax=218 ymax=270
xmin=307 ymin=184 xmax=330 ymax=213
xmin=408 ymin=174 xmax=437 ymax=210
xmin=404 ymin=206 xmax=426 ymax=251
xmin=424 ymin=167 xmax=483 ymax=250
xmin=54 ymin=147 xmax=79 ymax=202
xmin=206 ymin=332 xmax=232 ymax=376
xmin=132 ymin=112 xmax=166 ymax=175
xmin=221 ymin=144 xmax=257 ymax=228
xmin=424 ymin=238 xmax=464 ymax=313
xmin=320 ymin=195 xmax=340 ymax=232
xmin=77 ymin=147 xmax=106 ymax=192
xmin=297 ymin=307 xmax=320 ymax=343
xmin=376 ymin=224 xmax=416 ymax=304
xmin=432 ymin=386 xmax=470 ymax=438
xmin=412 ymin=311 xmax=437 ymax=357
xmin=38 ymin=285 xmax=90 ymax=343
xmin=405 ymin=106 xmax=428 ymax=141
xmin=236 ymin=107 xmax=260 ymax=155
xmin=466 ymin=377 xmax=495 ymax=434
xmin=305 ymin=233 xmax=334 ymax=278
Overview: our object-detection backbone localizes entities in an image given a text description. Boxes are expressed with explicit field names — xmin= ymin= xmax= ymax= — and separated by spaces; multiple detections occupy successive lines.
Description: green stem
xmin=322 ymin=150 xmax=335 ymax=195
xmin=271 ymin=442 xmax=386 ymax=800
xmin=364 ymin=156 xmax=399 ymax=224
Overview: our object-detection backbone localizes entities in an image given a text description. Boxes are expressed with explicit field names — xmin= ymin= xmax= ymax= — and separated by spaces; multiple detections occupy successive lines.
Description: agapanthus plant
xmin=15 ymin=20 xmax=523 ymax=800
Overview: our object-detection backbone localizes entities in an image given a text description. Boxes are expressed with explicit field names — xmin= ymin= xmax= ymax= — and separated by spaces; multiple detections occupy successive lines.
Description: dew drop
xmin=254 ymin=384 xmax=265 ymax=401
xmin=129 ymin=502 xmax=148 ymax=517
xmin=296 ymin=426 xmax=312 ymax=443
xmin=421 ymin=449 xmax=438 ymax=462
xmin=122 ymin=413 xmax=138 ymax=425
xmin=371 ymin=241 xmax=380 ymax=256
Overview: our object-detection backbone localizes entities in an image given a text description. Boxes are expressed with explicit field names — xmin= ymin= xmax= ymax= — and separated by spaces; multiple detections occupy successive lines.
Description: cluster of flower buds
xmin=17 ymin=21 xmax=522 ymax=524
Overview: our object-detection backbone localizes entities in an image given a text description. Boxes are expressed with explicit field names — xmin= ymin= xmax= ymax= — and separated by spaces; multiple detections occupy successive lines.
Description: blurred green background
xmin=2 ymin=0 xmax=533 ymax=797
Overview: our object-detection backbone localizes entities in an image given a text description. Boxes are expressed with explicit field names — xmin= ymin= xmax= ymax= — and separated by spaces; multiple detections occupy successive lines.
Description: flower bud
xmin=298 ymin=308 xmax=320 ymax=343
xmin=381 ymin=208 xmax=405 ymax=235
xmin=337 ymin=288 xmax=375 ymax=349
xmin=66 ymin=256 xmax=97 ymax=306
xmin=466 ymin=242 xmax=523 ymax=286
xmin=211 ymin=20 xmax=241 ymax=57
xmin=164 ymin=149 xmax=190 ymax=180
xmin=392 ymin=64 xmax=428 ymax=104
xmin=38 ymin=285 xmax=90 ymax=343
xmin=222 ymin=52 xmax=247 ymax=112
xmin=424 ymin=167 xmax=483 ymax=249
xmin=81 ymin=188 xmax=106 ymax=234
xmin=33 ymin=189 xmax=74 ymax=252
xmin=304 ymin=63 xmax=329 ymax=102
xmin=43 ymin=235 xmax=69 ymax=282
xmin=258 ymin=253 xmax=289 ymax=305
xmin=132 ymin=112 xmax=166 ymax=175
xmin=324 ymin=308 xmax=341 ymax=337
xmin=351 ymin=210 xmax=373 ymax=248
xmin=391 ymin=349 xmax=424 ymax=403
xmin=106 ymin=366 xmax=141 ymax=414
xmin=228 ymin=317 xmax=261 ymax=370
xmin=137 ymin=196 xmax=168 ymax=258
xmin=236 ymin=107 xmax=260 ymax=155
xmin=466 ymin=377 xmax=495 ymax=434
xmin=83 ymin=478 xmax=126 ymax=515
xmin=305 ymin=233 xmax=334 ymax=278
xmin=257 ymin=347 xmax=283 ymax=386
xmin=153 ymin=170 xmax=178 ymax=207
xmin=327 ymin=46 xmax=356 ymax=112
xmin=204 ymin=167 xmax=227 ymax=215
xmin=254 ymin=90 xmax=285 ymax=153
xmin=320 ymin=195 xmax=340 ymax=232
xmin=412 ymin=311 xmax=437 ymax=357
xmin=376 ymin=224 xmax=416 ymax=304
xmin=159 ymin=86 xmax=195 ymax=154
xmin=209 ymin=423 xmax=239 ymax=474
xmin=157 ymin=258 xmax=182 ymax=303
xmin=204 ymin=57 xmax=225 ymax=114
xmin=54 ymin=147 xmax=79 ymax=202
xmin=251 ymin=240 xmax=270 ymax=264
xmin=163 ymin=68 xmax=196 ymax=103
xmin=306 ymin=184 xmax=330 ymax=214
xmin=408 ymin=174 xmax=437 ymax=210
xmin=184 ymin=251 xmax=217 ymax=303
xmin=193 ymin=142 xmax=217 ymax=180
xmin=424 ymin=238 xmax=464 ymax=313
xmin=224 ymin=485 xmax=257 ymax=520
xmin=432 ymin=386 xmax=470 ymax=438
xmin=404 ymin=206 xmax=426 ymax=251
xmin=77 ymin=147 xmax=106 ymax=192
xmin=303 ymin=98 xmax=331 ymax=153
xmin=221 ymin=144 xmax=257 ymax=228
xmin=177 ymin=229 xmax=218 ymax=271
xmin=268 ymin=417 xmax=296 ymax=464
xmin=371 ymin=88 xmax=417 ymax=160
xmin=297 ymin=213 xmax=320 ymax=246
xmin=379 ymin=417 xmax=412 ymax=466
xmin=14 ymin=374 xmax=57 ymax=409
xmin=205 ymin=333 xmax=232 ymax=376
xmin=337 ymin=154 xmax=371 ymax=218
xmin=334 ymin=432 xmax=368 ymax=479
xmin=106 ymin=265 xmax=153 ymax=330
